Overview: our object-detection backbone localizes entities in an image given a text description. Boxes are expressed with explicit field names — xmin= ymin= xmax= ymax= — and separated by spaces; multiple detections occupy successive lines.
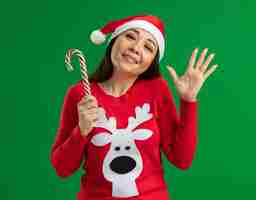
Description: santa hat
xmin=89 ymin=15 xmax=165 ymax=61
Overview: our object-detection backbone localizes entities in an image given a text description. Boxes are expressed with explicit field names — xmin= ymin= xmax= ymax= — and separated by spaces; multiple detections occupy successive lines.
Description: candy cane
xmin=65 ymin=48 xmax=91 ymax=96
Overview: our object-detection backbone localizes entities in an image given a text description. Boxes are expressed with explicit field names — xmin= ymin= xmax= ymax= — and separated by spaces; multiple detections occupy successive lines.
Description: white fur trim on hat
xmin=90 ymin=30 xmax=106 ymax=45
xmin=107 ymin=20 xmax=165 ymax=61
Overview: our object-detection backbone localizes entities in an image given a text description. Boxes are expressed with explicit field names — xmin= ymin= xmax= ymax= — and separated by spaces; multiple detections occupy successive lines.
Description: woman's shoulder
xmin=141 ymin=76 xmax=169 ymax=90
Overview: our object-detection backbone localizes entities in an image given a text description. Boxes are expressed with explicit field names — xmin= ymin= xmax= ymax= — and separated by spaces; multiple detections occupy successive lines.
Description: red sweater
xmin=50 ymin=76 xmax=197 ymax=200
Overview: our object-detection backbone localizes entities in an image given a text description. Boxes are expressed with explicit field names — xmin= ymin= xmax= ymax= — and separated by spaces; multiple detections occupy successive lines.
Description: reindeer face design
xmin=91 ymin=103 xmax=153 ymax=198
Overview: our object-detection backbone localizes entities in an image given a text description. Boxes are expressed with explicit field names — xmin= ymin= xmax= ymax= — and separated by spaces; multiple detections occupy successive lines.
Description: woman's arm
xmin=50 ymin=85 xmax=89 ymax=178
xmin=157 ymin=78 xmax=198 ymax=170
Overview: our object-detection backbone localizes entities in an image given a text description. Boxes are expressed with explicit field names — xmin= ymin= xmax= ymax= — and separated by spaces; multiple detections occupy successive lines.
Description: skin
xmin=167 ymin=48 xmax=218 ymax=101
xmin=78 ymin=28 xmax=219 ymax=136
xmin=100 ymin=28 xmax=219 ymax=101
xmin=78 ymin=28 xmax=159 ymax=136
xmin=99 ymin=28 xmax=159 ymax=97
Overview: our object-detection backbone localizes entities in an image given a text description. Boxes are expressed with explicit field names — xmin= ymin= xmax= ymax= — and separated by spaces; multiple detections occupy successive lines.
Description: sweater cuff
xmin=180 ymin=96 xmax=197 ymax=103
xmin=70 ymin=125 xmax=89 ymax=146
xmin=179 ymin=98 xmax=198 ymax=121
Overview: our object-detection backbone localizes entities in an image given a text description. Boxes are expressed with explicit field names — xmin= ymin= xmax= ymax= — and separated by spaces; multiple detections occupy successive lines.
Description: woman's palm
xmin=167 ymin=48 xmax=219 ymax=101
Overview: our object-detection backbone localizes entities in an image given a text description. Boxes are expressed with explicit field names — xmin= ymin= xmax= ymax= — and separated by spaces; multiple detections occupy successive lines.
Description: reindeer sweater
xmin=50 ymin=76 xmax=197 ymax=200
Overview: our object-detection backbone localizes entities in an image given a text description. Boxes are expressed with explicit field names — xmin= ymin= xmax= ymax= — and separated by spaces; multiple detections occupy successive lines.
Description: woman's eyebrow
xmin=129 ymin=29 xmax=157 ymax=49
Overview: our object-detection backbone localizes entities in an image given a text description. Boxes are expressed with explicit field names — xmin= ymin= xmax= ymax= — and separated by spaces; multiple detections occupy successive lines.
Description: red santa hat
xmin=89 ymin=15 xmax=165 ymax=61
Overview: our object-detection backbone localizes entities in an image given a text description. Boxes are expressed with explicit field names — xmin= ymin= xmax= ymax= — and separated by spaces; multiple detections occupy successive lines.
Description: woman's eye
xmin=145 ymin=46 xmax=153 ymax=52
xmin=126 ymin=34 xmax=135 ymax=40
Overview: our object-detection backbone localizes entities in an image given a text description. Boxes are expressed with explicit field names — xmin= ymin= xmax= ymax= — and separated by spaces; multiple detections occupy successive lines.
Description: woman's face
xmin=110 ymin=28 xmax=158 ymax=77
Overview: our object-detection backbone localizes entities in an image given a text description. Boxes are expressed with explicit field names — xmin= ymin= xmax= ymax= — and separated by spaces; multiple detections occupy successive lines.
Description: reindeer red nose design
xmin=91 ymin=103 xmax=153 ymax=198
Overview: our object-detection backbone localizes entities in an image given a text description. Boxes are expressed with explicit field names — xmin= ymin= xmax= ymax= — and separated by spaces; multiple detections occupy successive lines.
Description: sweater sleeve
xmin=157 ymin=79 xmax=198 ymax=170
xmin=50 ymin=85 xmax=89 ymax=178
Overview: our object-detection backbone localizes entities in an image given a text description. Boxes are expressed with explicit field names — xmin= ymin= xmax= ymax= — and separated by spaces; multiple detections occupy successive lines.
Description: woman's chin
xmin=121 ymin=60 xmax=137 ymax=66
xmin=116 ymin=66 xmax=137 ymax=76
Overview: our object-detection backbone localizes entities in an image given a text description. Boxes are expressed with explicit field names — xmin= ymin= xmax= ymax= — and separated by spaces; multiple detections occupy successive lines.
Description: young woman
xmin=50 ymin=15 xmax=218 ymax=200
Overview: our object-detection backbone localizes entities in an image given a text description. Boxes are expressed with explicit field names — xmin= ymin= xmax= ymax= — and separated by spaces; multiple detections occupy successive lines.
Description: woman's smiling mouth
xmin=122 ymin=53 xmax=139 ymax=64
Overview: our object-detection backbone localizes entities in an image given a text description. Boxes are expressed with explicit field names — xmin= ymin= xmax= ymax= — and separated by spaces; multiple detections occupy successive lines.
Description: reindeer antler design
xmin=126 ymin=103 xmax=153 ymax=131
xmin=95 ymin=107 xmax=117 ymax=132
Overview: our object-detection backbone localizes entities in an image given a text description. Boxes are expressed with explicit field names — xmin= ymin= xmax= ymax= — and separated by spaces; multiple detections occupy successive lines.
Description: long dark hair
xmin=88 ymin=36 xmax=161 ymax=83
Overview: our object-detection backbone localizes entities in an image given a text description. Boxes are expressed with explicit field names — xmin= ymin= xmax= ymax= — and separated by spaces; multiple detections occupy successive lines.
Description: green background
xmin=1 ymin=0 xmax=255 ymax=199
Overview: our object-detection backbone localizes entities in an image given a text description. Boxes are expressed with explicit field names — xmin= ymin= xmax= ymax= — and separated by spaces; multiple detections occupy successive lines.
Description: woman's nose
xmin=129 ymin=43 xmax=141 ymax=55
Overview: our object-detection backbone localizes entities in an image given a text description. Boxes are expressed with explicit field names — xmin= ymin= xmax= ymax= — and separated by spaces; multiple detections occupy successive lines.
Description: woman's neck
xmin=100 ymin=75 xmax=138 ymax=97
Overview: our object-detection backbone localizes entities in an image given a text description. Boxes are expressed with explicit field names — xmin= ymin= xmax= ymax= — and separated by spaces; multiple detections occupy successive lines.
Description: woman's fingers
xmin=187 ymin=48 xmax=198 ymax=73
xmin=78 ymin=103 xmax=98 ymax=113
xmin=167 ymin=65 xmax=179 ymax=82
xmin=200 ymin=53 xmax=215 ymax=73
xmin=79 ymin=95 xmax=97 ymax=104
xmin=195 ymin=48 xmax=208 ymax=69
xmin=79 ymin=108 xmax=98 ymax=122
xmin=204 ymin=64 xmax=219 ymax=79
xmin=87 ymin=112 xmax=98 ymax=119
xmin=86 ymin=107 xmax=99 ymax=114
xmin=78 ymin=95 xmax=98 ymax=108
xmin=87 ymin=103 xmax=98 ymax=110
xmin=87 ymin=113 xmax=99 ymax=126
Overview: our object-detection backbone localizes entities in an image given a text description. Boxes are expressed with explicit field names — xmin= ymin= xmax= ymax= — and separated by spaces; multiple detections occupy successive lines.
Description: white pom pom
xmin=90 ymin=30 xmax=106 ymax=45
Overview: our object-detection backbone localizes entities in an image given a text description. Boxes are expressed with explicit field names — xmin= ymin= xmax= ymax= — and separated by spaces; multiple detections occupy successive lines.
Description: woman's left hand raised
xmin=167 ymin=48 xmax=219 ymax=102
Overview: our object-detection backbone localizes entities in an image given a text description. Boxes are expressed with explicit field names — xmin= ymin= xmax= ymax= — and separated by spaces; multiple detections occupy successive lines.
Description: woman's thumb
xmin=167 ymin=65 xmax=178 ymax=82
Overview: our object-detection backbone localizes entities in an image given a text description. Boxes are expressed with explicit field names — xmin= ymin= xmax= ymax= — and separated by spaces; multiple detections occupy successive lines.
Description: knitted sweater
xmin=50 ymin=76 xmax=198 ymax=200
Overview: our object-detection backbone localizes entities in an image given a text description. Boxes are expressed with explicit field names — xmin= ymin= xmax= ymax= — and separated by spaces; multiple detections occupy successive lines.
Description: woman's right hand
xmin=77 ymin=95 xmax=99 ymax=137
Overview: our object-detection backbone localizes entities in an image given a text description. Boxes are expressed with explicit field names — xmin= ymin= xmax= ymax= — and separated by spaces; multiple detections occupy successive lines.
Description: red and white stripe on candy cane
xmin=65 ymin=49 xmax=91 ymax=96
